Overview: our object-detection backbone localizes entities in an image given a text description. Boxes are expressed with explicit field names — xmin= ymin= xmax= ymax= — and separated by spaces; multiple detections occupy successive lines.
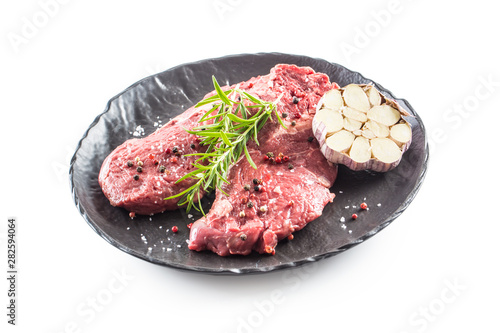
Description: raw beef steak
xmin=99 ymin=76 xmax=259 ymax=215
xmin=98 ymin=101 xmax=210 ymax=215
xmin=188 ymin=64 xmax=338 ymax=255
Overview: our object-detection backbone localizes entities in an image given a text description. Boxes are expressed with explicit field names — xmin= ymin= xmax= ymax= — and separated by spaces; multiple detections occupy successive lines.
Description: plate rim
xmin=69 ymin=52 xmax=429 ymax=275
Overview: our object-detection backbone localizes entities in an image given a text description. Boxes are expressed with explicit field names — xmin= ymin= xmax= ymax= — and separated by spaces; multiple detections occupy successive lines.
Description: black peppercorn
xmin=240 ymin=234 xmax=247 ymax=241
xmin=253 ymin=178 xmax=259 ymax=184
xmin=247 ymin=201 xmax=254 ymax=208
xmin=136 ymin=166 xmax=143 ymax=172
xmin=291 ymin=121 xmax=296 ymax=126
xmin=243 ymin=184 xmax=250 ymax=191
xmin=282 ymin=112 xmax=288 ymax=118
xmin=127 ymin=160 xmax=133 ymax=167
xmin=254 ymin=185 xmax=260 ymax=192
xmin=172 ymin=146 xmax=178 ymax=153
xmin=190 ymin=143 xmax=196 ymax=149
xmin=159 ymin=165 xmax=166 ymax=173
xmin=292 ymin=96 xmax=299 ymax=104
xmin=133 ymin=174 xmax=139 ymax=180
xmin=307 ymin=136 xmax=314 ymax=142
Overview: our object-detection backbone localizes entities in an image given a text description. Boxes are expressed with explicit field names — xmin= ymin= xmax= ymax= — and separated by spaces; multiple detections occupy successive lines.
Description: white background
xmin=1 ymin=0 xmax=499 ymax=332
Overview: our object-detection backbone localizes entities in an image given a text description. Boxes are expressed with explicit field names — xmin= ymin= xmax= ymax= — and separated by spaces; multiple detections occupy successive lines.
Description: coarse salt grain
xmin=340 ymin=216 xmax=345 ymax=222
xmin=377 ymin=203 xmax=381 ymax=207
xmin=133 ymin=125 xmax=145 ymax=137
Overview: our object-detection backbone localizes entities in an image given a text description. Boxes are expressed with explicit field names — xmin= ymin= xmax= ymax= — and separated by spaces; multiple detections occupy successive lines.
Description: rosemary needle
xmin=165 ymin=76 xmax=285 ymax=214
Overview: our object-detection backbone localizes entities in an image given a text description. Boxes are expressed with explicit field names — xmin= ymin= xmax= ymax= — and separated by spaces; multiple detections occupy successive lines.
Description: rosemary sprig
xmin=165 ymin=76 xmax=285 ymax=213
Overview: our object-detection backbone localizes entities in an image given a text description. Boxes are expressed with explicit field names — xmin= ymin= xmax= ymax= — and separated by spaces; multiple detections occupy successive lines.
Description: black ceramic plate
xmin=70 ymin=53 xmax=428 ymax=274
